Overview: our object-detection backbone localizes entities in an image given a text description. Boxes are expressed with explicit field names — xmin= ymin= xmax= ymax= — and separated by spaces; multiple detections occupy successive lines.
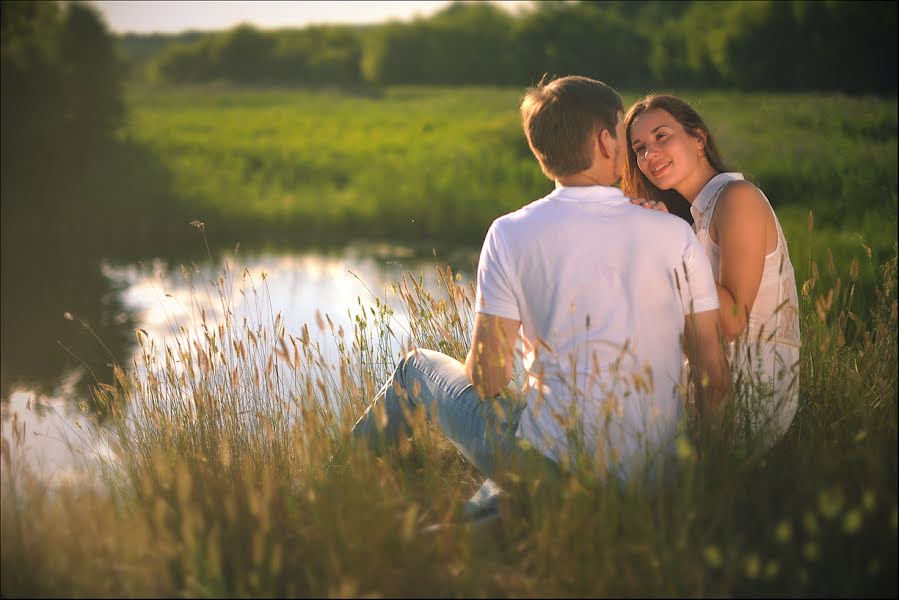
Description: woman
xmin=622 ymin=94 xmax=800 ymax=449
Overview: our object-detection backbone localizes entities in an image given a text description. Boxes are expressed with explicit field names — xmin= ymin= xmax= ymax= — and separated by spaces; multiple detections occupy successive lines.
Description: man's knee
xmin=392 ymin=349 xmax=419 ymax=387
xmin=395 ymin=348 xmax=443 ymax=380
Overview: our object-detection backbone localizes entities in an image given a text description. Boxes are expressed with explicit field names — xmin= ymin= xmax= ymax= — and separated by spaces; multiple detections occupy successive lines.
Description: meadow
xmin=121 ymin=86 xmax=897 ymax=257
xmin=1 ymin=86 xmax=897 ymax=597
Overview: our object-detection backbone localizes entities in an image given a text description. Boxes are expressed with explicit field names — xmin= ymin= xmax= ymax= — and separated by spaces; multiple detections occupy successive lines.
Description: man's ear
xmin=598 ymin=129 xmax=613 ymax=159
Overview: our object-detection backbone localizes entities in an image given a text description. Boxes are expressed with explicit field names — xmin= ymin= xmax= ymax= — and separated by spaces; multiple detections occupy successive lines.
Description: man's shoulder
xmin=487 ymin=196 xmax=554 ymax=239
xmin=495 ymin=196 xmax=554 ymax=223
xmin=630 ymin=204 xmax=694 ymax=234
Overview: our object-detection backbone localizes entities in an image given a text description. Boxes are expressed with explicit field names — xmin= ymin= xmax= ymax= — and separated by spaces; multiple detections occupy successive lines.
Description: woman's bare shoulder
xmin=715 ymin=180 xmax=767 ymax=220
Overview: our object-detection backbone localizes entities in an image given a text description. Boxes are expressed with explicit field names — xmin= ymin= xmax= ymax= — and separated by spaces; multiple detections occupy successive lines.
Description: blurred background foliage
xmin=134 ymin=0 xmax=897 ymax=92
xmin=2 ymin=0 xmax=896 ymax=249
xmin=1 ymin=0 xmax=188 ymax=253
xmin=2 ymin=1 xmax=124 ymax=224
xmin=0 ymin=0 xmax=895 ymax=305
xmin=0 ymin=1 xmax=897 ymax=246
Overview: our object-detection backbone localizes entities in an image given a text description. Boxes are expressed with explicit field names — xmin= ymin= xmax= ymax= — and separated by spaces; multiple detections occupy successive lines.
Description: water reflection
xmin=104 ymin=243 xmax=475 ymax=361
xmin=0 ymin=246 xmax=137 ymax=407
xmin=1 ymin=240 xmax=477 ymax=476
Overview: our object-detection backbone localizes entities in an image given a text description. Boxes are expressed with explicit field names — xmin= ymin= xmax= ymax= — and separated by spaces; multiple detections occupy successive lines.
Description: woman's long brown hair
xmin=621 ymin=94 xmax=729 ymax=224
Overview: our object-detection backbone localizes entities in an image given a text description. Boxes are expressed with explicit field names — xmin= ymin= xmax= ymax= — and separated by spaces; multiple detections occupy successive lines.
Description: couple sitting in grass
xmin=353 ymin=76 xmax=800 ymax=512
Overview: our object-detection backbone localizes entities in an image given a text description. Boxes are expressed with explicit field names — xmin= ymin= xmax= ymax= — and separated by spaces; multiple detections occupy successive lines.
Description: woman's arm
xmin=713 ymin=182 xmax=768 ymax=340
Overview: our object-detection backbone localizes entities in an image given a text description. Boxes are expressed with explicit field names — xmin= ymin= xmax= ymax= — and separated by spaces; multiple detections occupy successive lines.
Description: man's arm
xmin=465 ymin=313 xmax=521 ymax=399
xmin=683 ymin=308 xmax=730 ymax=430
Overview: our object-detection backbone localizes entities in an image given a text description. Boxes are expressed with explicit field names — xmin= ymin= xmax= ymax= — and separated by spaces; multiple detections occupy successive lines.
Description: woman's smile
xmin=649 ymin=160 xmax=672 ymax=177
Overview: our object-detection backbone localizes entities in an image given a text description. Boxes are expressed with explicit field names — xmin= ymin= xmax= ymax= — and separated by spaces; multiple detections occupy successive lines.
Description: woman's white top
xmin=690 ymin=173 xmax=801 ymax=447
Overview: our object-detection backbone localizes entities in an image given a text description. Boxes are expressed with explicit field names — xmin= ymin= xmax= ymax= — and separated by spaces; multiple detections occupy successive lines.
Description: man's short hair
xmin=520 ymin=76 xmax=623 ymax=180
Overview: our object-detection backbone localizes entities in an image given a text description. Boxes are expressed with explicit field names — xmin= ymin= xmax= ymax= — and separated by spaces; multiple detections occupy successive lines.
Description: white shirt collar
xmin=547 ymin=184 xmax=628 ymax=204
xmin=690 ymin=172 xmax=744 ymax=224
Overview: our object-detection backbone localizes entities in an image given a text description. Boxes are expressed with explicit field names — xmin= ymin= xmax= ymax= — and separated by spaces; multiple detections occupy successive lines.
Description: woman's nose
xmin=643 ymin=145 xmax=660 ymax=161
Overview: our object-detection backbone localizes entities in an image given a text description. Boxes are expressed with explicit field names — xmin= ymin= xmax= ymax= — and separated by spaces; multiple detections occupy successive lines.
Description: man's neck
xmin=555 ymin=170 xmax=615 ymax=188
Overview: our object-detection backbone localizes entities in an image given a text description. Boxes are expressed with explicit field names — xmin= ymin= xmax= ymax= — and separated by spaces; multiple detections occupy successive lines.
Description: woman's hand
xmin=630 ymin=197 xmax=669 ymax=213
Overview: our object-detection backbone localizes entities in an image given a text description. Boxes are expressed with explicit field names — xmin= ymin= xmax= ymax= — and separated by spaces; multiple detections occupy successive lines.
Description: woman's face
xmin=628 ymin=108 xmax=706 ymax=191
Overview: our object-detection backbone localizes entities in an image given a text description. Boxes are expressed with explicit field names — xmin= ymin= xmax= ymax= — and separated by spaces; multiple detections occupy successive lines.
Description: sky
xmin=90 ymin=1 xmax=533 ymax=34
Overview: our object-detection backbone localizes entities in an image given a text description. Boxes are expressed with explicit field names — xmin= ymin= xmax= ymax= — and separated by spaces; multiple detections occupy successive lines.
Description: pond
xmin=0 ymin=240 xmax=479 ymax=481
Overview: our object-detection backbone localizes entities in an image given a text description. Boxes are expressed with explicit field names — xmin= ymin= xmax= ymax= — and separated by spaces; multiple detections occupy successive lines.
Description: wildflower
xmin=802 ymin=512 xmax=819 ymax=535
xmin=818 ymin=488 xmax=844 ymax=519
xmin=802 ymin=542 xmax=819 ymax=562
xmin=842 ymin=508 xmax=863 ymax=534
xmin=763 ymin=560 xmax=780 ymax=580
xmin=775 ymin=520 xmax=792 ymax=543
xmin=743 ymin=554 xmax=761 ymax=579
xmin=862 ymin=490 xmax=876 ymax=512
xmin=704 ymin=545 xmax=723 ymax=568
xmin=675 ymin=436 xmax=696 ymax=462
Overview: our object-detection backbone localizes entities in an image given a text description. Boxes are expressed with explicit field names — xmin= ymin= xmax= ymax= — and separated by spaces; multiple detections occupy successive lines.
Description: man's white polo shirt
xmin=475 ymin=184 xmax=719 ymax=475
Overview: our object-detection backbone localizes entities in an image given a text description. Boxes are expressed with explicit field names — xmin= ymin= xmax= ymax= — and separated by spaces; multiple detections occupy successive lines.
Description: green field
xmin=119 ymin=85 xmax=898 ymax=296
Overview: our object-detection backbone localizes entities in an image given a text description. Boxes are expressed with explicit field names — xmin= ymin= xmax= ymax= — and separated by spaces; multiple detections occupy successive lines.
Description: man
xmin=352 ymin=76 xmax=727 ymax=495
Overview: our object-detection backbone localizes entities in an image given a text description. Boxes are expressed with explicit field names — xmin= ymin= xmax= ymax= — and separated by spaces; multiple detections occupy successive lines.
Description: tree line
xmin=138 ymin=0 xmax=897 ymax=94
xmin=2 ymin=0 xmax=123 ymax=187
xmin=2 ymin=0 xmax=186 ymax=248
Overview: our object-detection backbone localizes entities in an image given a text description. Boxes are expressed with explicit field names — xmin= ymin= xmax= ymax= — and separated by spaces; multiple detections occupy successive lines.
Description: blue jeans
xmin=352 ymin=348 xmax=556 ymax=483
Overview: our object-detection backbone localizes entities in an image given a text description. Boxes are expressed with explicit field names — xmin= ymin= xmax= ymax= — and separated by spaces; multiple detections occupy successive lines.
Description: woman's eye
xmin=634 ymin=146 xmax=644 ymax=155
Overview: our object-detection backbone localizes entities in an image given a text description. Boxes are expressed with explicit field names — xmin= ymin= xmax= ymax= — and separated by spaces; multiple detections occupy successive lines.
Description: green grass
xmin=121 ymin=85 xmax=541 ymax=243
xmin=2 ymin=237 xmax=896 ymax=597
xmin=121 ymin=86 xmax=897 ymax=253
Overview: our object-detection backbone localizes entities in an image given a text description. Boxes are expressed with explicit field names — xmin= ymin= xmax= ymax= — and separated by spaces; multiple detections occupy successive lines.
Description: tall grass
xmin=2 ymin=226 xmax=896 ymax=596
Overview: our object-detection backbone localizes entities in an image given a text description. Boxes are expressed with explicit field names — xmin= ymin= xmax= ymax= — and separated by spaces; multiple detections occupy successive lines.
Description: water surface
xmin=0 ymin=241 xmax=477 ymax=480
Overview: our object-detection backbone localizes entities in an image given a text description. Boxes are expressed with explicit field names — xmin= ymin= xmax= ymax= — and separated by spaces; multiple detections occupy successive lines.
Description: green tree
xmin=151 ymin=39 xmax=214 ymax=83
xmin=300 ymin=27 xmax=362 ymax=85
xmin=2 ymin=0 xmax=125 ymax=219
xmin=707 ymin=1 xmax=897 ymax=93
xmin=209 ymin=24 xmax=275 ymax=83
xmin=427 ymin=2 xmax=516 ymax=85
xmin=512 ymin=2 xmax=650 ymax=88
xmin=56 ymin=2 xmax=125 ymax=140
xmin=362 ymin=21 xmax=433 ymax=85
xmin=646 ymin=0 xmax=730 ymax=88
